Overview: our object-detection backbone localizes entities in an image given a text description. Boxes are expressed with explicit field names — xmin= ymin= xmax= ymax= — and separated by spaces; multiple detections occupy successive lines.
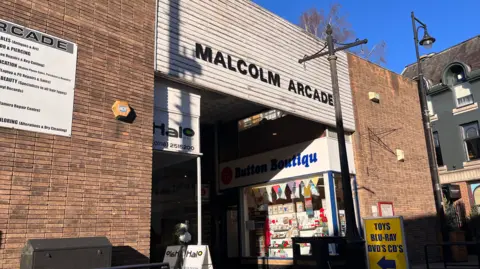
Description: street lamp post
xmin=410 ymin=11 xmax=449 ymax=244
xmin=299 ymin=24 xmax=368 ymax=268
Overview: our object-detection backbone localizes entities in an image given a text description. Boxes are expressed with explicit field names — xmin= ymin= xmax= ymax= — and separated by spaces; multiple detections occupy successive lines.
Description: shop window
xmin=433 ymin=132 xmax=444 ymax=166
xmin=427 ymin=96 xmax=435 ymax=116
xmin=454 ymin=83 xmax=474 ymax=107
xmin=444 ymin=64 xmax=468 ymax=86
xmin=238 ymin=109 xmax=286 ymax=132
xmin=474 ymin=187 xmax=480 ymax=206
xmin=243 ymin=175 xmax=328 ymax=258
xmin=462 ymin=122 xmax=480 ymax=161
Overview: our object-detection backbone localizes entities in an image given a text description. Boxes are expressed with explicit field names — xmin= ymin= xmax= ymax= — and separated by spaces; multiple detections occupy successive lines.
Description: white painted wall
xmin=155 ymin=0 xmax=355 ymax=131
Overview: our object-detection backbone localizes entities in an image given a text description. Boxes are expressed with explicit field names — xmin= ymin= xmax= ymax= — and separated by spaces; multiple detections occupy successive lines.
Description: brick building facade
xmin=348 ymin=54 xmax=439 ymax=262
xmin=0 ymin=0 xmax=442 ymax=267
xmin=0 ymin=1 xmax=156 ymax=268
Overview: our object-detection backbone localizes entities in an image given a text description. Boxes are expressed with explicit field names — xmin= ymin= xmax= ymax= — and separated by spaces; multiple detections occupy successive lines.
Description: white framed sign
xmin=0 ymin=19 xmax=77 ymax=136
xmin=183 ymin=245 xmax=213 ymax=269
xmin=153 ymin=110 xmax=200 ymax=154
xmin=163 ymin=245 xmax=213 ymax=269
xmin=153 ymin=83 xmax=201 ymax=155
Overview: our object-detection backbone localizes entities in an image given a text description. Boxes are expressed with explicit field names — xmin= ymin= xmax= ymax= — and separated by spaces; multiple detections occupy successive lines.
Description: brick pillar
xmin=0 ymin=1 xmax=156 ymax=268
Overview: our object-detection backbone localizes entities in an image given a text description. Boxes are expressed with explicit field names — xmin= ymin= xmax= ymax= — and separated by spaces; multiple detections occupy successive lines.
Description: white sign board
xmin=163 ymin=245 xmax=213 ymax=269
xmin=219 ymin=137 xmax=355 ymax=190
xmin=0 ymin=19 xmax=77 ymax=136
xmin=163 ymin=245 xmax=182 ymax=269
xmin=184 ymin=245 xmax=213 ymax=269
xmin=154 ymin=110 xmax=200 ymax=154
xmin=154 ymin=83 xmax=201 ymax=155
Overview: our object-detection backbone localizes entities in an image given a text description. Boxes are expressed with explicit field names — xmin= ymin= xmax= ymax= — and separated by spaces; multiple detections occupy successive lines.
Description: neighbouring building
xmin=402 ymin=35 xmax=480 ymax=219
xmin=0 ymin=0 xmax=437 ymax=268
xmin=349 ymin=54 xmax=439 ymax=262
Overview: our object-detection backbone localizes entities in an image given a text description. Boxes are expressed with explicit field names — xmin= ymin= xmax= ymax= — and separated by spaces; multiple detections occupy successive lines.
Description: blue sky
xmin=252 ymin=0 xmax=480 ymax=74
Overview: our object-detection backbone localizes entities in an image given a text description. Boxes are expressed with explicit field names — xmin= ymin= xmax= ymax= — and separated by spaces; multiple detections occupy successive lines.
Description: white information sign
xmin=153 ymin=110 xmax=200 ymax=155
xmin=153 ymin=84 xmax=201 ymax=155
xmin=163 ymin=245 xmax=213 ymax=269
xmin=183 ymin=245 xmax=213 ymax=269
xmin=163 ymin=245 xmax=182 ymax=269
xmin=0 ymin=19 xmax=77 ymax=136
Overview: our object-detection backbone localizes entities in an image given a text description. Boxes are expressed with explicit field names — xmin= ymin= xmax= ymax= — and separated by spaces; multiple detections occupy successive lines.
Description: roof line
xmin=403 ymin=34 xmax=480 ymax=70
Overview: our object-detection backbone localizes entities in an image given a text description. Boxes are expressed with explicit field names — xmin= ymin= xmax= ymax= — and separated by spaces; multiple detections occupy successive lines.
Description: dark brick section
xmin=0 ymin=0 xmax=156 ymax=268
xmin=348 ymin=54 xmax=439 ymax=263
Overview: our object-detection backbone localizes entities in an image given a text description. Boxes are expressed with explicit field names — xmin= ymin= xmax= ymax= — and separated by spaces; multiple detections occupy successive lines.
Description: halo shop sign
xmin=0 ymin=19 xmax=77 ymax=136
xmin=363 ymin=216 xmax=409 ymax=269
xmin=153 ymin=85 xmax=201 ymax=155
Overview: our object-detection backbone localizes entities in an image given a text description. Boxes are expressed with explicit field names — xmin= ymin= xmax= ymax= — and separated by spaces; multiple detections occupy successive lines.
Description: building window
xmin=427 ymin=96 xmax=434 ymax=116
xmin=454 ymin=83 xmax=474 ymax=107
xmin=443 ymin=64 xmax=474 ymax=107
xmin=238 ymin=109 xmax=286 ymax=132
xmin=474 ymin=186 xmax=480 ymax=206
xmin=433 ymin=132 xmax=444 ymax=166
xmin=462 ymin=122 xmax=480 ymax=161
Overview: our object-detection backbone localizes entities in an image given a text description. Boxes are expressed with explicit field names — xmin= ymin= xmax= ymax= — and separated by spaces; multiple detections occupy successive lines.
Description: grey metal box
xmin=20 ymin=237 xmax=112 ymax=269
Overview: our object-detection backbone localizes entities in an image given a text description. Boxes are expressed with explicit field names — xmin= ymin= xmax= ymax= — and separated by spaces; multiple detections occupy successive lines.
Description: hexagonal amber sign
xmin=112 ymin=100 xmax=131 ymax=119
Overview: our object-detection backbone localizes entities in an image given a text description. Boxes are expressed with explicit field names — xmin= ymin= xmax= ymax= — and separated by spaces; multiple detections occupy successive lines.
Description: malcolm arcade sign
xmin=195 ymin=43 xmax=335 ymax=107
xmin=363 ymin=216 xmax=409 ymax=269
xmin=155 ymin=0 xmax=356 ymax=131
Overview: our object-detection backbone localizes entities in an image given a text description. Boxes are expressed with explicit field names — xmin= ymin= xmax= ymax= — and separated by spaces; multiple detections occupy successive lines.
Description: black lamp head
xmin=419 ymin=29 xmax=436 ymax=49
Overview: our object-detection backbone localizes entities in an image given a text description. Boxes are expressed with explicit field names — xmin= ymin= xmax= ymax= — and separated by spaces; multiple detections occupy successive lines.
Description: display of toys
xmin=272 ymin=232 xmax=286 ymax=239
xmin=296 ymin=202 xmax=304 ymax=212
xmin=272 ymin=205 xmax=278 ymax=215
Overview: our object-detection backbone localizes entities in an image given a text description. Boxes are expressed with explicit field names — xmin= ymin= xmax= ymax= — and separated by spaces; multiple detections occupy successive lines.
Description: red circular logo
xmin=221 ymin=167 xmax=233 ymax=185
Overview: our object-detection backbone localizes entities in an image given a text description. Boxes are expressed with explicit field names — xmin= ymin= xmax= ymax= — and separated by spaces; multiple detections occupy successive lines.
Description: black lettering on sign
xmin=227 ymin=55 xmax=236 ymax=72
xmin=288 ymin=80 xmax=297 ymax=93
xmin=374 ymin=223 xmax=391 ymax=231
xmin=297 ymin=82 xmax=305 ymax=96
xmin=237 ymin=59 xmax=247 ymax=75
xmin=195 ymin=43 xmax=213 ymax=62
xmin=214 ymin=51 xmax=226 ymax=68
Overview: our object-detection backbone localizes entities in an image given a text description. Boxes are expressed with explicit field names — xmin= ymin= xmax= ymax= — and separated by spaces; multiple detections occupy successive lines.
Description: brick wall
xmin=348 ymin=54 xmax=439 ymax=263
xmin=455 ymin=182 xmax=473 ymax=220
xmin=0 ymin=1 xmax=155 ymax=268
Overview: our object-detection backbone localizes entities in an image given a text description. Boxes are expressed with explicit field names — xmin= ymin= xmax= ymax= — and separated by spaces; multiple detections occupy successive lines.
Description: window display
xmin=244 ymin=175 xmax=329 ymax=258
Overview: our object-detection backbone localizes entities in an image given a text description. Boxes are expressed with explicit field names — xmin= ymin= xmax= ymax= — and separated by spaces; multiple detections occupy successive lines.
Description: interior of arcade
xmin=149 ymin=79 xmax=351 ymax=263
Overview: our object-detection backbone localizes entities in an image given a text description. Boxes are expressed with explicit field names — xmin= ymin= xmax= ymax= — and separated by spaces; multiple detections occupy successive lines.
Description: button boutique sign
xmin=219 ymin=137 xmax=356 ymax=190
xmin=0 ymin=19 xmax=77 ymax=136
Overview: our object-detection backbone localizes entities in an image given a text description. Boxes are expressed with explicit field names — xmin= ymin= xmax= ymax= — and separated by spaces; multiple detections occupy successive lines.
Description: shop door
xmin=216 ymin=189 xmax=240 ymax=267
xmin=226 ymin=207 xmax=239 ymax=258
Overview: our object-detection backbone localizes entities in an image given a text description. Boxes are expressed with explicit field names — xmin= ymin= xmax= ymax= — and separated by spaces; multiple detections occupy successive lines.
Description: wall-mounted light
xmin=368 ymin=92 xmax=380 ymax=103
xmin=396 ymin=149 xmax=405 ymax=162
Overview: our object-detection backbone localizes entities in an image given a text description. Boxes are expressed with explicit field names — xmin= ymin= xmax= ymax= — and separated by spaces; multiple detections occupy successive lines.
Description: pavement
xmin=411 ymin=255 xmax=479 ymax=269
